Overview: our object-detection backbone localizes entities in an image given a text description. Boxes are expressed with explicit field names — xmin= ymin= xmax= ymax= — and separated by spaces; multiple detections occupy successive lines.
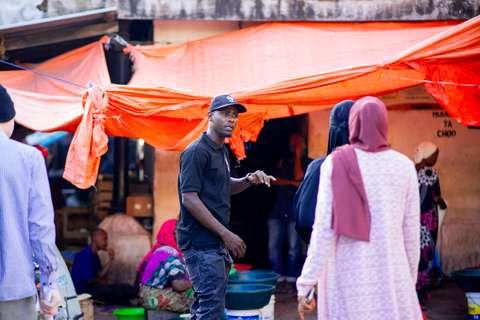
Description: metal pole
xmin=104 ymin=36 xmax=131 ymax=214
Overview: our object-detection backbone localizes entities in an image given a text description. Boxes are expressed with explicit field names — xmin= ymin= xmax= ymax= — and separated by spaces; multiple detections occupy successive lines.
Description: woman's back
xmin=333 ymin=149 xmax=420 ymax=272
xmin=141 ymin=245 xmax=184 ymax=288
xmin=308 ymin=149 xmax=422 ymax=320
xmin=297 ymin=96 xmax=423 ymax=320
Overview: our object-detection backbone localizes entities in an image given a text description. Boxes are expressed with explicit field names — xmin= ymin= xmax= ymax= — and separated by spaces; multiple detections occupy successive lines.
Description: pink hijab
xmin=331 ymin=96 xmax=390 ymax=241
xmin=136 ymin=219 xmax=180 ymax=275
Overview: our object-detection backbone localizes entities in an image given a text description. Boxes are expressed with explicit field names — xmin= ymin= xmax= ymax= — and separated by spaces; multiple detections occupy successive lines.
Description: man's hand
xmin=248 ymin=170 xmax=276 ymax=187
xmin=297 ymin=295 xmax=316 ymax=320
xmin=40 ymin=288 xmax=61 ymax=318
xmin=107 ymin=248 xmax=115 ymax=260
xmin=222 ymin=230 xmax=246 ymax=258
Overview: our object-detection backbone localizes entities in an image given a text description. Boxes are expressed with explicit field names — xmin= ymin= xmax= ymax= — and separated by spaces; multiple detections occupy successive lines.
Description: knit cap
xmin=0 ymin=84 xmax=15 ymax=123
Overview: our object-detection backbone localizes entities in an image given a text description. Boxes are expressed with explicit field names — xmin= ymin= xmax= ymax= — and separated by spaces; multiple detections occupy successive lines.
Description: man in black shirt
xmin=177 ymin=94 xmax=275 ymax=319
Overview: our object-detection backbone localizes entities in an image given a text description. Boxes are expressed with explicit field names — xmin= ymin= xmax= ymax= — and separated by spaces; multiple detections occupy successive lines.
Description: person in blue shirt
xmin=71 ymin=228 xmax=137 ymax=304
xmin=0 ymin=84 xmax=61 ymax=320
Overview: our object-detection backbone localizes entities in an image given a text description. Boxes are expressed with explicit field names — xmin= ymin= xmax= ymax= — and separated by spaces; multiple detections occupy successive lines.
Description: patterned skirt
xmin=140 ymin=284 xmax=194 ymax=313
xmin=416 ymin=205 xmax=438 ymax=302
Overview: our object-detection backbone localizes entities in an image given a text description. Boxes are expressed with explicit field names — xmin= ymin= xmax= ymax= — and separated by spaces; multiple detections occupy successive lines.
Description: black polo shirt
xmin=177 ymin=132 xmax=231 ymax=250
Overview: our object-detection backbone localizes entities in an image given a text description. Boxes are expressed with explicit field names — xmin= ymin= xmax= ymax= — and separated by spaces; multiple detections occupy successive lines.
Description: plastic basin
xmin=235 ymin=270 xmax=277 ymax=274
xmin=451 ymin=269 xmax=480 ymax=292
xmin=113 ymin=308 xmax=145 ymax=320
xmin=225 ymin=284 xmax=275 ymax=310
xmin=228 ymin=271 xmax=280 ymax=287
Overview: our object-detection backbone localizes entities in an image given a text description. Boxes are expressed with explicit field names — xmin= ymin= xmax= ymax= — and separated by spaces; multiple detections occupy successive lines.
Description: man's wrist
xmin=246 ymin=173 xmax=258 ymax=186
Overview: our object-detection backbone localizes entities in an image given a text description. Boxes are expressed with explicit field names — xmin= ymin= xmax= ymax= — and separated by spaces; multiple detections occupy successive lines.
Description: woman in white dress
xmin=296 ymin=96 xmax=423 ymax=320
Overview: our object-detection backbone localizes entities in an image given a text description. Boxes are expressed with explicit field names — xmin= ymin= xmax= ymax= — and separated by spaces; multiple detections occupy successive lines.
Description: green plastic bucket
xmin=113 ymin=307 xmax=145 ymax=320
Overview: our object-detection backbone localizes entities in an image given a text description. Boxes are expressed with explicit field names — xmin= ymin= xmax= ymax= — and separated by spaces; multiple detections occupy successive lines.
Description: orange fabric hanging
xmin=63 ymin=87 xmax=109 ymax=189
xmin=2 ymin=18 xmax=480 ymax=188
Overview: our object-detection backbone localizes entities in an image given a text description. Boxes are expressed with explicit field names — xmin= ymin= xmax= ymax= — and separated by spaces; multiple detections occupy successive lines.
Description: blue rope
xmin=0 ymin=59 xmax=88 ymax=89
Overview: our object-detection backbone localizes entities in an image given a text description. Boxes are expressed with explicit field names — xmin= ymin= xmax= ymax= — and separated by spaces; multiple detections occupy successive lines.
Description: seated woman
xmin=135 ymin=219 xmax=194 ymax=313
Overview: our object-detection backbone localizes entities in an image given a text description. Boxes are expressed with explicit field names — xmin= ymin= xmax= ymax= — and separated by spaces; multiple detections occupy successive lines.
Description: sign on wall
xmin=433 ymin=110 xmax=456 ymax=138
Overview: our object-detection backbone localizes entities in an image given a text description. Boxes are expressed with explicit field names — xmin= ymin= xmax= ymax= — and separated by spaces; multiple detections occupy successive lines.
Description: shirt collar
xmin=202 ymin=132 xmax=223 ymax=151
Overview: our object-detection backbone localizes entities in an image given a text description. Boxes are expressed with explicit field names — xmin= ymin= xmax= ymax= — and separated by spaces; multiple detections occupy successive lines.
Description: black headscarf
xmin=327 ymin=100 xmax=355 ymax=154
xmin=293 ymin=100 xmax=355 ymax=243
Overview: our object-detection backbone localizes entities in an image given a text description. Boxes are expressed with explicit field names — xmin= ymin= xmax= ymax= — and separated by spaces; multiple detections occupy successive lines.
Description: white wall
xmin=308 ymin=100 xmax=480 ymax=274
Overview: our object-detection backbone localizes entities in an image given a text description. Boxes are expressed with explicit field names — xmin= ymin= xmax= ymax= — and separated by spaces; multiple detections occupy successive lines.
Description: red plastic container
xmin=233 ymin=264 xmax=252 ymax=271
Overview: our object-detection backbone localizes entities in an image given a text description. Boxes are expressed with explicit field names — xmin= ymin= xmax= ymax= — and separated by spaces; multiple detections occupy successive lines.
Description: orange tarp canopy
xmin=1 ymin=18 xmax=480 ymax=188
xmin=0 ymin=42 xmax=111 ymax=132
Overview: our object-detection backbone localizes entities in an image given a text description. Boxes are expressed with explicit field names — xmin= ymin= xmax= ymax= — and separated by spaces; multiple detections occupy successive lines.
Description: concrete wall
xmin=152 ymin=150 xmax=181 ymax=244
xmin=46 ymin=0 xmax=480 ymax=21
xmin=153 ymin=20 xmax=262 ymax=44
xmin=308 ymin=92 xmax=480 ymax=275
xmin=0 ymin=0 xmax=45 ymax=26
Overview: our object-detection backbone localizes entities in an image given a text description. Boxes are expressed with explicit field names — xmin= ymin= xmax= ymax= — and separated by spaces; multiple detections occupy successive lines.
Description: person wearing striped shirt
xmin=0 ymin=84 xmax=61 ymax=319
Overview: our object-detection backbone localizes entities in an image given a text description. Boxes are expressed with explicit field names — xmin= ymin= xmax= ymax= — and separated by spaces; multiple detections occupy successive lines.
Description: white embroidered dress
xmin=297 ymin=148 xmax=423 ymax=320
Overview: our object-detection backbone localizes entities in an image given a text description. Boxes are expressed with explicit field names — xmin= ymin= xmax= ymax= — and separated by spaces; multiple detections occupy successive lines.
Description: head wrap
xmin=327 ymin=100 xmax=355 ymax=154
xmin=293 ymin=100 xmax=354 ymax=244
xmin=0 ymin=84 xmax=15 ymax=123
xmin=135 ymin=219 xmax=180 ymax=289
xmin=413 ymin=141 xmax=438 ymax=164
xmin=331 ymin=96 xmax=390 ymax=241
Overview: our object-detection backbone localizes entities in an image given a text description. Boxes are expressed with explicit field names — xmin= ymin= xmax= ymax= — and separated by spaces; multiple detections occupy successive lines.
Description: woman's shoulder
xmin=418 ymin=166 xmax=438 ymax=184
xmin=153 ymin=245 xmax=182 ymax=257
xmin=419 ymin=166 xmax=438 ymax=175
xmin=354 ymin=148 xmax=413 ymax=165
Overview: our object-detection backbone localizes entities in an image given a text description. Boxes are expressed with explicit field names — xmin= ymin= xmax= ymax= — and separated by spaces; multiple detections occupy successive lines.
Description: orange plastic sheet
xmin=0 ymin=42 xmax=110 ymax=132
xmin=2 ymin=18 xmax=480 ymax=189
xmin=128 ymin=21 xmax=459 ymax=94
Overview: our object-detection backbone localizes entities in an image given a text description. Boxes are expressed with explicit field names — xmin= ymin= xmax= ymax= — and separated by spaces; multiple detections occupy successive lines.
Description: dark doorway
xmin=229 ymin=115 xmax=306 ymax=270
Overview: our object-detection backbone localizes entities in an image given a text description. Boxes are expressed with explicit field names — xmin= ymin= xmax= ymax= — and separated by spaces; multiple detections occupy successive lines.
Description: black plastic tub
xmin=451 ymin=269 xmax=480 ymax=292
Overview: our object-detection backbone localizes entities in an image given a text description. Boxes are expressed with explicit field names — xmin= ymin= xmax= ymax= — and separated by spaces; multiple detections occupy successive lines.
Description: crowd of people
xmin=0 ymin=86 xmax=447 ymax=320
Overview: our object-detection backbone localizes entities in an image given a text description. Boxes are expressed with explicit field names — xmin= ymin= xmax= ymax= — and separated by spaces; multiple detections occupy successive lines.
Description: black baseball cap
xmin=209 ymin=94 xmax=247 ymax=113
xmin=0 ymin=84 xmax=15 ymax=123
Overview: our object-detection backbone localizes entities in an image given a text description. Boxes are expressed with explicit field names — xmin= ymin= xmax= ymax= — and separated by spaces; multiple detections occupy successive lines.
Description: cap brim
xmin=232 ymin=103 xmax=247 ymax=113
xmin=211 ymin=103 xmax=247 ymax=113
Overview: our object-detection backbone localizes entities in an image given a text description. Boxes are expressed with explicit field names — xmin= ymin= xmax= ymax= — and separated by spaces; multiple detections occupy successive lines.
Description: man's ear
xmin=207 ymin=111 xmax=213 ymax=121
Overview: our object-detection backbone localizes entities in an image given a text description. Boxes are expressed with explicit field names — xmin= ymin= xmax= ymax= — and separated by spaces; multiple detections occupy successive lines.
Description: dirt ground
xmin=91 ymin=278 xmax=469 ymax=320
